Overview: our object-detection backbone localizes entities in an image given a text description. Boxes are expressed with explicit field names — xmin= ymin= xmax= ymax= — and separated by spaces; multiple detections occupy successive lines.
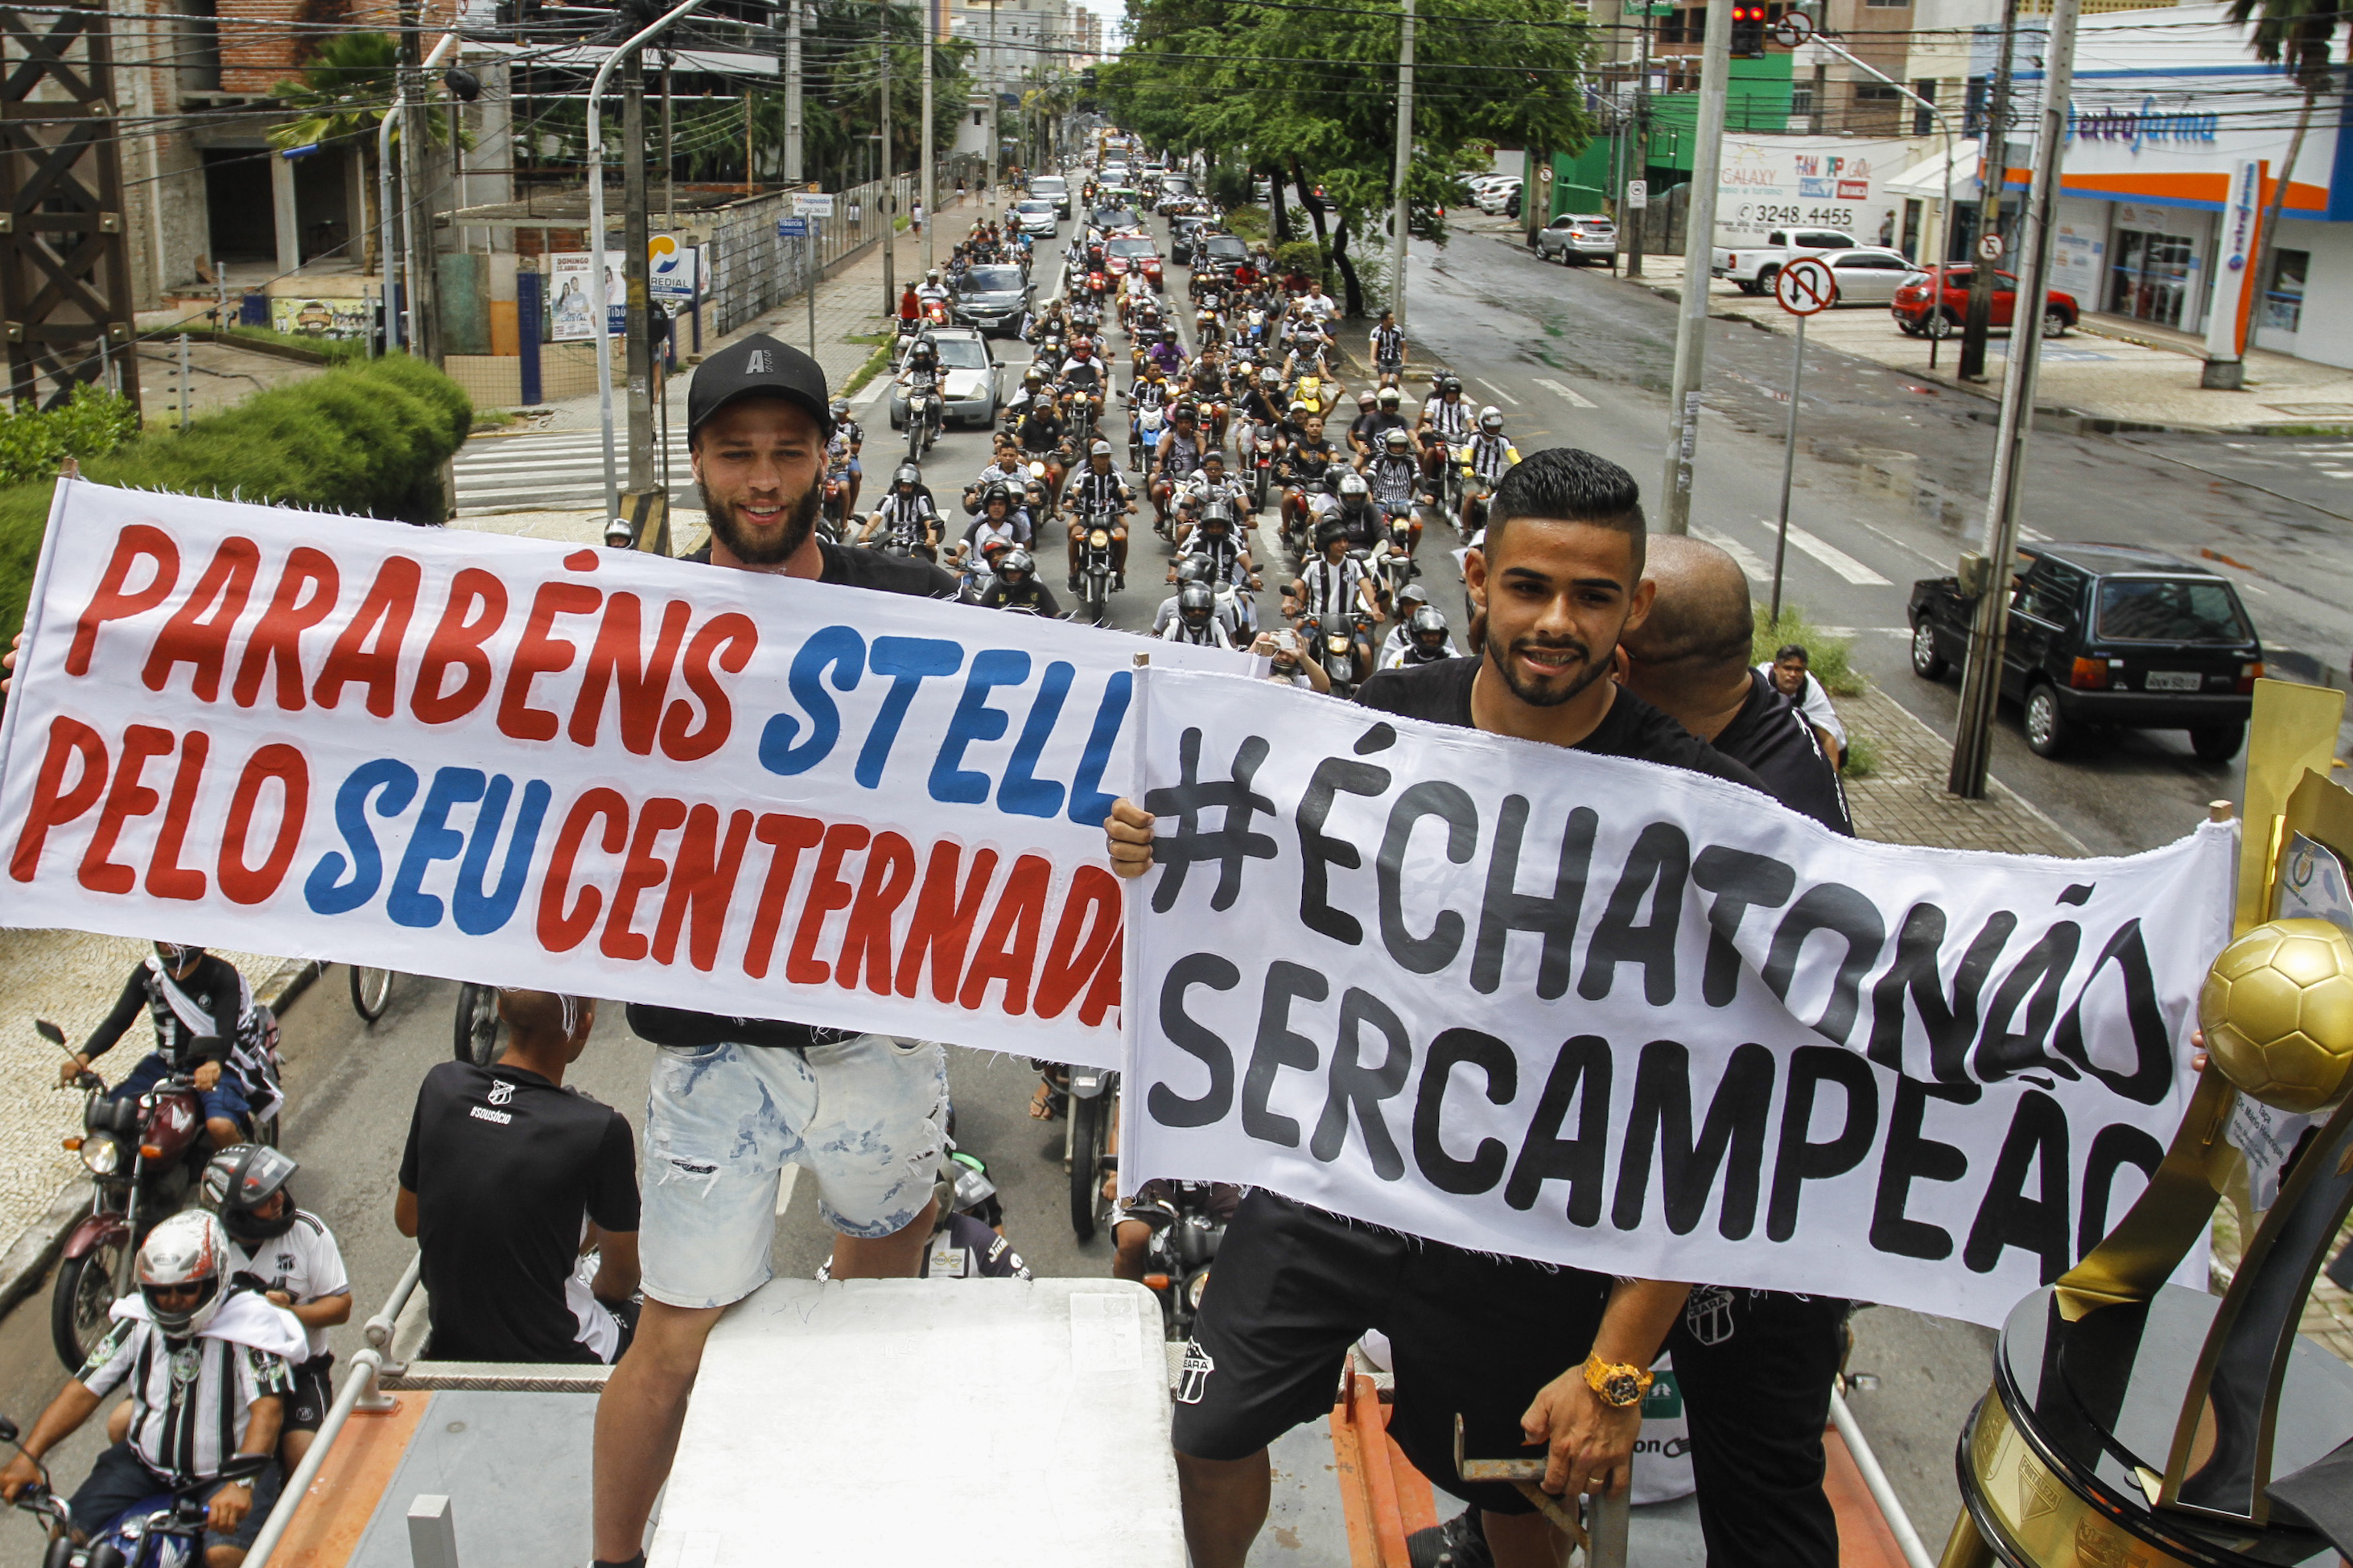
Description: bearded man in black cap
xmin=589 ymin=335 xmax=962 ymax=1568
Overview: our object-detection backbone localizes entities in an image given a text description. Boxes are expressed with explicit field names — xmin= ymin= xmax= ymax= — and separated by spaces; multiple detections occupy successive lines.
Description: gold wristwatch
xmin=1583 ymin=1354 xmax=1653 ymax=1409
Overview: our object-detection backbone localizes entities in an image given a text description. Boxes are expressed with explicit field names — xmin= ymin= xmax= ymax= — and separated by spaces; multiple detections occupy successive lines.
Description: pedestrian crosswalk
xmin=451 ymin=429 xmax=690 ymax=515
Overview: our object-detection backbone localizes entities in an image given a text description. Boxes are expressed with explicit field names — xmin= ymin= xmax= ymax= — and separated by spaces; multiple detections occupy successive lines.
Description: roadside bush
xmin=1754 ymin=606 xmax=1865 ymax=697
xmin=0 ymin=384 xmax=140 ymax=488
xmin=0 ymin=353 xmax=472 ymax=648
xmin=1273 ymin=239 xmax=1328 ymax=286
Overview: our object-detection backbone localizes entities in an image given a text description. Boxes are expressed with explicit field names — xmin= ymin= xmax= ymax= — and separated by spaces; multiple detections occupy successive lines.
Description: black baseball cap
xmin=687 ymin=333 xmax=833 ymax=442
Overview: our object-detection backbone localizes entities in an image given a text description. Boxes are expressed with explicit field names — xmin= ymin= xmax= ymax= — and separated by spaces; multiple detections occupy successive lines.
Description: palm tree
xmin=268 ymin=33 xmax=399 ymax=267
xmin=2223 ymin=0 xmax=2339 ymax=340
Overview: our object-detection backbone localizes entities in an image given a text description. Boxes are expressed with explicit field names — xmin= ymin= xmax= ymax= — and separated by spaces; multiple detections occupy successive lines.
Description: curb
xmin=0 ymin=957 xmax=327 ymax=1329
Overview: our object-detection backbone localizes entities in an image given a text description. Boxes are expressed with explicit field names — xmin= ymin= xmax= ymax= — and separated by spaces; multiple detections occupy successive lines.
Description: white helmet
xmin=137 ymin=1208 xmax=233 ymax=1341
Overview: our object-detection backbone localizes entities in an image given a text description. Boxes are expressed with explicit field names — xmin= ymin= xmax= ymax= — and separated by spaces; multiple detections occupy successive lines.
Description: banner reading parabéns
xmin=1119 ymin=668 xmax=2233 ymax=1326
xmin=0 ymin=481 xmax=1246 ymax=1067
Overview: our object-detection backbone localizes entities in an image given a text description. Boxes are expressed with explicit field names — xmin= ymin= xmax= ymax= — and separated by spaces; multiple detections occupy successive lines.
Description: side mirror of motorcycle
xmin=35 ymin=1019 xmax=64 ymax=1047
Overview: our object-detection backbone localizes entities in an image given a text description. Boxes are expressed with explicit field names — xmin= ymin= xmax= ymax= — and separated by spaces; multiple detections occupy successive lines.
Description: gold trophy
xmin=1944 ymin=682 xmax=2353 ymax=1568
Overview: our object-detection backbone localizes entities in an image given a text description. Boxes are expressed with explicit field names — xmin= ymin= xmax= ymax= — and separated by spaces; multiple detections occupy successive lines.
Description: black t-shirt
xmin=399 ymin=1062 xmax=638 ymax=1364
xmin=1710 ymin=669 xmax=1853 ymax=835
xmin=1354 ymin=656 xmax=1769 ymax=796
xmin=84 ymin=953 xmax=248 ymax=1068
xmin=1350 ymin=410 xmax=1408 ymax=449
xmin=639 ymin=539 xmax=961 ymax=1051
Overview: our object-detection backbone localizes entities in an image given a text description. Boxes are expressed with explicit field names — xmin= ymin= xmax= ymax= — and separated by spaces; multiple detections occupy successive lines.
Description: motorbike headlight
xmin=1089 ymin=529 xmax=1111 ymax=548
xmin=1187 ymin=1269 xmax=1212 ymax=1310
xmin=1327 ymin=635 xmax=1350 ymax=655
xmin=81 ymin=1137 xmax=118 ymax=1175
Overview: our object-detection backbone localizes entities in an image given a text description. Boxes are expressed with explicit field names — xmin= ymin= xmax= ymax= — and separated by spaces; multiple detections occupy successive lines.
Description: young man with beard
xmin=1102 ymin=449 xmax=1770 ymax=1568
xmin=1613 ymin=533 xmax=1852 ymax=1568
xmin=590 ymin=335 xmax=962 ymax=1568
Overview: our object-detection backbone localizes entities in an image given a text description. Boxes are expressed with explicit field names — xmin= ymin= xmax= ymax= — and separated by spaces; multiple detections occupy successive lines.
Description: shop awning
xmin=1885 ymin=139 xmax=1982 ymax=202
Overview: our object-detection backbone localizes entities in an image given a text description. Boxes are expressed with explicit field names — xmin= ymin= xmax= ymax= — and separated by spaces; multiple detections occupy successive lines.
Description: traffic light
xmin=1731 ymin=4 xmax=1769 ymax=56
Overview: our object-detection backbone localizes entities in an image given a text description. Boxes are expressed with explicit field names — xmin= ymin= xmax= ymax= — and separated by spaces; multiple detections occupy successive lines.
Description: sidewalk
xmin=1459 ymin=212 xmax=2353 ymax=435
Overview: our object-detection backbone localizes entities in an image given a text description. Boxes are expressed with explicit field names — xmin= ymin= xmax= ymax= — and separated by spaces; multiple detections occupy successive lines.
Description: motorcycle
xmin=12 ymin=1444 xmax=273 ymax=1568
xmin=1131 ymin=400 xmax=1165 ymax=471
xmin=1073 ymin=510 xmax=1119 ymax=627
xmin=922 ymin=298 xmax=950 ymax=330
xmin=1317 ymin=607 xmax=1370 ymax=698
xmin=43 ymin=1016 xmax=267 ymax=1373
xmin=1066 ymin=1063 xmax=1115 ymax=1241
xmin=1246 ymin=423 xmax=1280 ymax=512
xmin=1132 ymin=1183 xmax=1229 ymax=1342
xmin=904 ymin=387 xmax=940 ymax=461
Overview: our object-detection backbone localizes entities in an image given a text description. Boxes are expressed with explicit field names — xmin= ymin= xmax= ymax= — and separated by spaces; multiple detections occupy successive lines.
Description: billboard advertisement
xmin=1716 ymin=134 xmax=1913 ymax=249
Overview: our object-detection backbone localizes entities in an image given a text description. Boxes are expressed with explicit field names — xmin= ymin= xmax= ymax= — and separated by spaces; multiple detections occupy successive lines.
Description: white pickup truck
xmin=1710 ymin=227 xmax=1864 ymax=294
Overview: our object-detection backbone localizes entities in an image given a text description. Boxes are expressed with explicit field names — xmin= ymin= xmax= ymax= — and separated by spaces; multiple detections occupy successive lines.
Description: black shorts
xmin=285 ymin=1354 xmax=334 ymax=1432
xmin=1172 ymin=1191 xmax=1610 ymax=1514
xmin=69 ymin=1442 xmax=283 ymax=1550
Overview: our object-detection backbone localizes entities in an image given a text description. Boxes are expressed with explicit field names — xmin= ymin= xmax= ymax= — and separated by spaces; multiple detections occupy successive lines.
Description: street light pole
xmin=1948 ymin=0 xmax=2081 ymax=797
xmin=1387 ymin=0 xmax=1416 ymax=333
xmin=1658 ymin=0 xmax=1735 ymax=536
xmin=921 ymin=0 xmax=935 ymax=276
xmin=880 ymin=0 xmax=896 ymax=315
xmin=1959 ymin=0 xmax=2020 ymax=381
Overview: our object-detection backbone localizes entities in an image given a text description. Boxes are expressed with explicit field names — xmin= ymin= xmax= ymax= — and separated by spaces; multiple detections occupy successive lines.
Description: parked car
xmin=1462 ymin=174 xmax=1514 ymax=204
xmin=1907 ymin=543 xmax=2264 ymax=761
xmin=889 ymin=326 xmax=1000 ymax=430
xmin=1799 ymin=247 xmax=1918 ymax=307
xmin=1891 ymin=265 xmax=2079 ymax=339
xmin=1534 ymin=213 xmax=1617 ymax=264
xmin=1104 ymin=235 xmax=1164 ymax=290
xmin=1475 ymin=178 xmax=1522 ymax=215
xmin=951 ymin=263 xmax=1032 ymax=336
xmin=1029 ymin=175 xmax=1071 ymax=219
xmin=1710 ymin=228 xmax=1860 ymax=294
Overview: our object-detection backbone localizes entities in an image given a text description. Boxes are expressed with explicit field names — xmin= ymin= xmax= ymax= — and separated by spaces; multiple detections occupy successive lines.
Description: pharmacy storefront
xmin=2017 ymin=2 xmax=2353 ymax=368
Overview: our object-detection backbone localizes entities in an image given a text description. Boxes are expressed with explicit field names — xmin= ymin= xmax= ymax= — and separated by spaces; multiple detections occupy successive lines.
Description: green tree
xmin=2224 ymin=0 xmax=2340 ymax=338
xmin=268 ymin=33 xmax=400 ymax=267
xmin=1101 ymin=0 xmax=1595 ymax=312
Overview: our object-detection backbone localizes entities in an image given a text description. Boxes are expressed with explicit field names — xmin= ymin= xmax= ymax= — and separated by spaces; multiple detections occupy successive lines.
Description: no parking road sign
xmin=1774 ymin=257 xmax=1835 ymax=316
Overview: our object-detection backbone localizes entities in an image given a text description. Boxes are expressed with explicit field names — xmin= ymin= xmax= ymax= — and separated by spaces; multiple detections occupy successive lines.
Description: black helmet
xmin=998 ymin=548 xmax=1034 ymax=584
xmin=1178 ymin=581 xmax=1216 ymax=627
xmin=982 ymin=482 xmax=1013 ymax=512
xmin=912 ymin=337 xmax=937 ymax=362
xmin=1408 ymin=605 xmax=1451 ymax=655
xmin=1174 ymin=556 xmax=1209 ymax=586
xmin=1440 ymin=375 xmax=1462 ymax=397
xmin=203 ymin=1143 xmax=300 ymax=1245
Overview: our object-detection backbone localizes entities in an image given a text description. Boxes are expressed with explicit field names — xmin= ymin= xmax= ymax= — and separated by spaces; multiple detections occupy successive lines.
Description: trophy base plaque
xmin=1952 ymin=1285 xmax=2353 ymax=1568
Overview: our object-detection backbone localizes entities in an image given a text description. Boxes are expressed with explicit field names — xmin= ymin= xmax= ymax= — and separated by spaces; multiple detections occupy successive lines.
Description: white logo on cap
xmin=746 ymin=350 xmax=773 ymax=374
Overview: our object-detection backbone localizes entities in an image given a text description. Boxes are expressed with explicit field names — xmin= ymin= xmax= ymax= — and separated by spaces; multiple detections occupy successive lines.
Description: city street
xmin=1 ymin=201 xmax=2341 ymax=1565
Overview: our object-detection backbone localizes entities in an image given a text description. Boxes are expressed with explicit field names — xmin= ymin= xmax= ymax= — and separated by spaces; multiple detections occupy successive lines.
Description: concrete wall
xmin=2254 ymin=216 xmax=2353 ymax=371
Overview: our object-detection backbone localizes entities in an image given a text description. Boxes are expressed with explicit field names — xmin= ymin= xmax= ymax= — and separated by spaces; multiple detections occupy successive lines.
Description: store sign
xmin=1714 ymin=135 xmax=1910 ymax=249
xmin=2203 ymin=158 xmax=2264 ymax=363
xmin=2067 ymin=97 xmax=2219 ymax=154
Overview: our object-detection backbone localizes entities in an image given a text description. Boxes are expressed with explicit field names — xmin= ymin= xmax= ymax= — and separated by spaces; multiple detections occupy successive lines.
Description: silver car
xmin=888 ymin=327 xmax=1000 ymax=430
xmin=1535 ymin=214 xmax=1617 ymax=265
xmin=1814 ymin=247 xmax=1918 ymax=307
xmin=1014 ymin=199 xmax=1058 ymax=238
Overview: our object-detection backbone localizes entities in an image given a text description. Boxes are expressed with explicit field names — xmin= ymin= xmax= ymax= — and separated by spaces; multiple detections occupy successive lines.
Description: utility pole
xmin=1658 ymin=0 xmax=1734 ymax=535
xmin=624 ymin=52 xmax=655 ymax=502
xmin=987 ymin=2 xmax=1000 ymax=202
xmin=785 ymin=0 xmax=804 ymax=183
xmin=398 ymin=0 xmax=441 ymax=364
xmin=1626 ymin=10 xmax=1651 ymax=278
xmin=1959 ymin=0 xmax=2019 ymax=381
xmin=1387 ymin=0 xmax=1416 ymax=331
xmin=662 ymin=53 xmax=676 ymax=225
xmin=921 ymin=0 xmax=935 ymax=275
xmin=880 ymin=0 xmax=896 ymax=315
xmin=1948 ymin=0 xmax=2080 ymax=797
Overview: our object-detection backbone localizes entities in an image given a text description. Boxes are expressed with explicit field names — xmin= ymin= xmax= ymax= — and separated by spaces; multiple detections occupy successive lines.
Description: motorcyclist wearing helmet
xmin=1312 ymin=468 xmax=1387 ymax=552
xmin=1285 ymin=521 xmax=1382 ymax=626
xmin=1384 ymin=603 xmax=1461 ymax=669
xmin=1064 ymin=439 xmax=1135 ymax=592
xmin=203 ymin=1145 xmax=351 ymax=1472
xmin=1150 ymin=402 xmax=1206 ymax=529
xmin=1012 ymin=389 xmax=1069 ymax=492
xmin=958 ymin=484 xmax=1029 ymax=566
xmin=1058 ymin=336 xmax=1111 ymax=428
xmin=1348 ymin=385 xmax=1409 ymax=463
xmin=978 ymin=547 xmax=1063 ymax=618
xmin=1416 ymin=372 xmax=1472 ymax=479
xmin=825 ymin=397 xmax=865 ymax=517
xmin=860 ymin=463 xmax=942 ymax=551
xmin=915 ymin=268 xmax=951 ymax=309
xmin=1177 ymin=499 xmax=1260 ymax=611
xmin=1161 ymin=580 xmax=1233 ymax=647
xmin=1368 ymin=426 xmax=1422 ymax=521
xmin=1151 ymin=555 xmax=1242 ymax=642
xmin=1377 ymin=582 xmax=1438 ymax=665
xmin=1280 ymin=327 xmax=1341 ymax=412
xmin=63 ymin=942 xmax=278 ymax=1152
xmin=1461 ymin=405 xmax=1520 ymax=529
xmin=1 ymin=1209 xmax=304 ymax=1561
xmin=1185 ymin=449 xmax=1254 ymax=529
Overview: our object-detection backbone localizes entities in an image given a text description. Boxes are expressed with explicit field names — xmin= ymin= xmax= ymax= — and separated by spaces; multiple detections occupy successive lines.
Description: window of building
xmin=1911 ymin=78 xmax=1937 ymax=135
xmin=2264 ymin=248 xmax=2308 ymax=333
xmin=1790 ymin=81 xmax=1815 ymax=117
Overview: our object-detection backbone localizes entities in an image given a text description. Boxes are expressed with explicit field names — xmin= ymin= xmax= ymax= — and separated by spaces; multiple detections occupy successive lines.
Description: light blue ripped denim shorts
xmin=639 ymin=1035 xmax=948 ymax=1310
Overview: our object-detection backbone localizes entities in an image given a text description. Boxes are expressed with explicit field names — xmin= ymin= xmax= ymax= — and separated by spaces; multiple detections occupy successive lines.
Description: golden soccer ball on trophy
xmin=2198 ymin=917 xmax=2353 ymax=1114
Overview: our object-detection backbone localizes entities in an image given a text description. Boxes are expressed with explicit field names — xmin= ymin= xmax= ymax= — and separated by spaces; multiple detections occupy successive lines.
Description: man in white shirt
xmin=1759 ymin=643 xmax=1846 ymax=767
xmin=204 ymin=1145 xmax=352 ymax=1471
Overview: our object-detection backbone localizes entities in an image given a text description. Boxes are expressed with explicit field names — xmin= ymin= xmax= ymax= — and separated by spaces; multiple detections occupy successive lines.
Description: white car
xmin=888 ymin=327 xmax=999 ymax=431
xmin=1805 ymin=247 xmax=1920 ymax=307
xmin=1475 ymin=179 xmax=1523 ymax=215
xmin=1014 ymin=199 xmax=1058 ymax=238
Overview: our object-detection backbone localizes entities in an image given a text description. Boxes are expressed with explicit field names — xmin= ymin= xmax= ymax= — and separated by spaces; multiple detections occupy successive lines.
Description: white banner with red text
xmin=1118 ymin=666 xmax=2233 ymax=1326
xmin=0 ymin=481 xmax=1247 ymax=1067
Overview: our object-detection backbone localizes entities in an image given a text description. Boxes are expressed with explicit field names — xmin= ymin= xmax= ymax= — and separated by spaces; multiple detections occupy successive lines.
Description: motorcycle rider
xmin=1312 ymin=468 xmax=1386 ymax=552
xmin=1236 ymin=365 xmax=1288 ymax=442
xmin=914 ymin=268 xmax=951 ymax=313
xmin=1383 ymin=603 xmax=1460 ymax=669
xmin=1349 ymin=385 xmax=1409 ymax=463
xmin=860 ymin=463 xmax=942 ymax=552
xmin=1185 ymin=344 xmax=1231 ymax=448
xmin=1377 ymin=582 xmax=1439 ymax=665
xmin=63 ymin=943 xmax=278 ymax=1151
xmin=1416 ymin=372 xmax=1473 ymax=481
xmin=1160 ymin=580 xmax=1232 ymax=647
xmin=1012 ymin=386 xmax=1070 ymax=493
xmin=826 ymin=397 xmax=865 ymax=518
xmin=1280 ymin=326 xmax=1341 ymax=412
xmin=1065 ymin=438 xmax=1135 ymax=593
xmin=1058 ymin=336 xmax=1111 ymax=431
xmin=201 ymin=1145 xmax=350 ymax=1472
xmin=0 ymin=1210 xmax=303 ymax=1566
xmin=1276 ymin=413 xmax=1337 ymax=538
xmin=1181 ymin=450 xmax=1253 ymax=537
xmin=958 ymin=484 xmax=1029 ymax=563
xmin=1127 ymin=358 xmax=1174 ymax=451
xmin=1461 ymin=405 xmax=1520 ymax=531
xmin=977 ymin=547 xmax=1062 ymax=618
xmin=896 ymin=335 xmax=945 ymax=450
xmin=1286 ymin=521 xmax=1382 ymax=628
xmin=1367 ymin=426 xmax=1422 ymax=533
xmin=1150 ymin=402 xmax=1206 ymax=529
xmin=1177 ymin=500 xmax=1259 ymax=622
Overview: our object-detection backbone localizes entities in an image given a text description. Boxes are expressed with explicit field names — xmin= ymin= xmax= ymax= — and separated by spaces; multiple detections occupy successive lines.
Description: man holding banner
xmin=589 ymin=335 xmax=965 ymax=1568
xmin=1107 ymin=451 xmax=1770 ymax=1568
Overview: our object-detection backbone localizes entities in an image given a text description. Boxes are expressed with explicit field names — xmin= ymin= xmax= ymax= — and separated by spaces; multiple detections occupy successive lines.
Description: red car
xmin=1104 ymin=236 xmax=1164 ymax=290
xmin=1891 ymin=265 xmax=2079 ymax=340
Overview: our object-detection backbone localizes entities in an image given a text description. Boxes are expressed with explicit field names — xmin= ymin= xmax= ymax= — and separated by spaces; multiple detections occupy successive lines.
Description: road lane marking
xmin=1696 ymin=526 xmax=1772 ymax=583
xmin=1859 ymin=520 xmax=1946 ymax=568
xmin=1750 ymin=519 xmax=1891 ymax=585
xmin=1532 ymin=377 xmax=1596 ymax=409
xmin=1475 ymin=377 xmax=1522 ymax=406
xmin=858 ymin=374 xmax=892 ymax=409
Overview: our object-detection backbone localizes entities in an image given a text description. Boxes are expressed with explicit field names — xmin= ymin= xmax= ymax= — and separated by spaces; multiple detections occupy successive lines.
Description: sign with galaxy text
xmin=1119 ymin=668 xmax=2235 ymax=1325
xmin=0 ymin=483 xmax=1249 ymax=1067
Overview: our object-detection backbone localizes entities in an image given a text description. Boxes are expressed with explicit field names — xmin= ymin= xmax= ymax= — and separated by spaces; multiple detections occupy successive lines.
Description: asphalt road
xmin=9 ymin=207 xmax=2329 ymax=1562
